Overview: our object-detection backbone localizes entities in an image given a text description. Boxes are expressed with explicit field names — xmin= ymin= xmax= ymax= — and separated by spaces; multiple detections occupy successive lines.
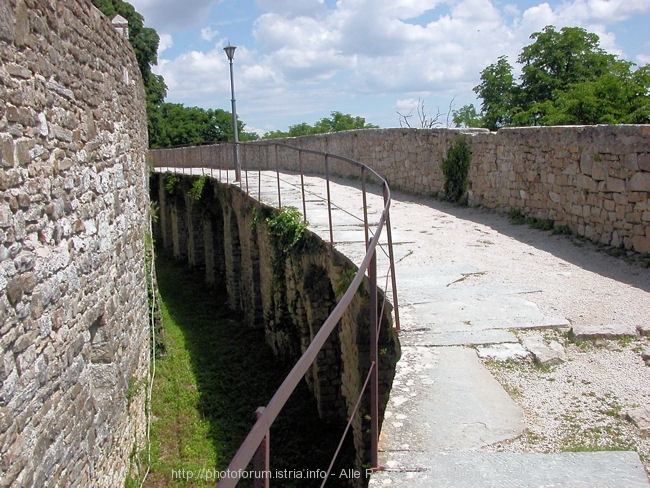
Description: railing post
xmin=325 ymin=154 xmax=334 ymax=246
xmin=382 ymin=184 xmax=400 ymax=332
xmin=275 ymin=145 xmax=282 ymax=209
xmin=368 ymin=247 xmax=379 ymax=471
xmin=299 ymin=150 xmax=307 ymax=223
xmin=254 ymin=407 xmax=270 ymax=488
xmin=361 ymin=166 xmax=369 ymax=247
xmin=244 ymin=145 xmax=250 ymax=196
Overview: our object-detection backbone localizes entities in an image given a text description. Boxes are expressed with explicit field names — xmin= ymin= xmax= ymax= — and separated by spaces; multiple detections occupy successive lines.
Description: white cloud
xmin=158 ymin=33 xmax=173 ymax=54
xmin=129 ymin=0 xmax=223 ymax=32
xmin=153 ymin=0 xmax=650 ymax=131
xmin=254 ymin=0 xmax=327 ymax=18
xmin=201 ymin=26 xmax=220 ymax=42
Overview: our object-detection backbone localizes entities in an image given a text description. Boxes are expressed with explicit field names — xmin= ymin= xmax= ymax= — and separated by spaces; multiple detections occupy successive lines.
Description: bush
xmin=441 ymin=135 xmax=471 ymax=203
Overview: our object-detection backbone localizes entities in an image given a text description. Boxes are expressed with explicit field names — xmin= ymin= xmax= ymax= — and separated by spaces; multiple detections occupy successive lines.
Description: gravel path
xmin=387 ymin=191 xmax=650 ymax=474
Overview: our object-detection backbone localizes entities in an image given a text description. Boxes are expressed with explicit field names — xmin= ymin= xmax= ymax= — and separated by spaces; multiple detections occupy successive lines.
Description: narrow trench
xmin=150 ymin=250 xmax=357 ymax=488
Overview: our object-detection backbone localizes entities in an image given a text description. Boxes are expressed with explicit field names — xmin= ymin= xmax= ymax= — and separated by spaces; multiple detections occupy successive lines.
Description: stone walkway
xmin=158 ymin=167 xmax=650 ymax=487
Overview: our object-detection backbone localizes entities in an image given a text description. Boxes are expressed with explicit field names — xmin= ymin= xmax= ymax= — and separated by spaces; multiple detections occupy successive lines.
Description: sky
xmin=127 ymin=0 xmax=650 ymax=135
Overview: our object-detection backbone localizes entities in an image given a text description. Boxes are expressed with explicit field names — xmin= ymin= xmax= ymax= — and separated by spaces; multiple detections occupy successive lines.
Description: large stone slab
xmin=570 ymin=323 xmax=638 ymax=340
xmin=379 ymin=346 xmax=524 ymax=452
xmin=370 ymin=451 xmax=650 ymax=487
xmin=400 ymin=328 xmax=519 ymax=347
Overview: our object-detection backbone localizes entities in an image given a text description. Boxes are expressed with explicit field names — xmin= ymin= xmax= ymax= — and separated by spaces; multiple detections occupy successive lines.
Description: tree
xmin=473 ymin=56 xmax=516 ymax=130
xmin=263 ymin=111 xmax=378 ymax=139
xmin=452 ymin=104 xmax=483 ymax=128
xmin=150 ymin=104 xmax=258 ymax=148
xmin=470 ymin=25 xmax=650 ymax=127
xmin=518 ymin=26 xmax=615 ymax=109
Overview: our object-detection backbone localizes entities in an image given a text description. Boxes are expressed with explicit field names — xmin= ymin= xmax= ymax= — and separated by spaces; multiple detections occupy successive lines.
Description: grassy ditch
xmin=144 ymin=251 xmax=354 ymax=487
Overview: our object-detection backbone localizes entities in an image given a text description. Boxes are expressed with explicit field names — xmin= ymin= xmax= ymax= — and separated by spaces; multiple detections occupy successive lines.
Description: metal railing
xmin=151 ymin=141 xmax=400 ymax=487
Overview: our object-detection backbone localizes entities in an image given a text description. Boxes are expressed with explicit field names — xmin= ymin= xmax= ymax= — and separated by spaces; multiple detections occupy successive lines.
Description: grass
xmin=144 ymin=251 xmax=354 ymax=487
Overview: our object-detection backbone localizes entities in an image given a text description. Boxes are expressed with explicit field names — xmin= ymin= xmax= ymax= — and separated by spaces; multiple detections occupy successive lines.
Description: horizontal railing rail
xmin=150 ymin=140 xmax=399 ymax=487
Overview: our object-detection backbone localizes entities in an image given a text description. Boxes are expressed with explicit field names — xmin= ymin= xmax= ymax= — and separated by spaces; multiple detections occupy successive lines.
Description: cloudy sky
xmin=128 ymin=0 xmax=650 ymax=134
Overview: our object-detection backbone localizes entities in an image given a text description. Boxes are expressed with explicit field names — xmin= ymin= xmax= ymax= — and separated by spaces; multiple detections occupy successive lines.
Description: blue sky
xmin=128 ymin=0 xmax=650 ymax=135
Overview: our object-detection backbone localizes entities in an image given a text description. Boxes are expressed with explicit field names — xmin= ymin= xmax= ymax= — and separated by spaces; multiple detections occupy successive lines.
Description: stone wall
xmin=151 ymin=173 xmax=399 ymax=474
xmin=151 ymin=125 xmax=650 ymax=253
xmin=1 ymin=1 xmax=150 ymax=486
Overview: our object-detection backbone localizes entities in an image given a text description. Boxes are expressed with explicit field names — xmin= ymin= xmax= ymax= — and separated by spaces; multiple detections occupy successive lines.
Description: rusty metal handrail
xmin=150 ymin=140 xmax=399 ymax=486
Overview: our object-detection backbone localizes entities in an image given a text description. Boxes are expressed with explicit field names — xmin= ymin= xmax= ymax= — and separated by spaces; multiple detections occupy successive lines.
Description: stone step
xmin=370 ymin=451 xmax=650 ymax=487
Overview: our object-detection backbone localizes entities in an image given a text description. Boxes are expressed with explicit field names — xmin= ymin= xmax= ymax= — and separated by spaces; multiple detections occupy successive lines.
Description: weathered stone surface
xmin=370 ymin=451 xmax=650 ymax=488
xmin=523 ymin=336 xmax=567 ymax=366
xmin=625 ymin=406 xmax=650 ymax=434
xmin=476 ymin=342 xmax=529 ymax=361
xmin=570 ymin=323 xmax=638 ymax=340
xmin=639 ymin=324 xmax=650 ymax=337
xmin=1 ymin=1 xmax=149 ymax=487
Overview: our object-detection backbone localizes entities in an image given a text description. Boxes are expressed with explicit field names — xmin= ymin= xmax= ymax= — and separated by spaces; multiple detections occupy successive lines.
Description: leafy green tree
xmin=473 ymin=56 xmax=517 ymax=130
xmin=518 ymin=26 xmax=615 ymax=112
xmin=452 ymin=104 xmax=483 ymax=128
xmin=151 ymin=103 xmax=257 ymax=148
xmin=541 ymin=62 xmax=650 ymax=125
xmin=470 ymin=25 xmax=649 ymax=127
xmin=314 ymin=111 xmax=378 ymax=132
xmin=263 ymin=111 xmax=378 ymax=139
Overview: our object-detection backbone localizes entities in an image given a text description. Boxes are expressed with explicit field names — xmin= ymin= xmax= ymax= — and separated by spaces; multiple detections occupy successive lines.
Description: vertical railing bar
xmin=275 ymin=145 xmax=282 ymax=210
xmin=244 ymin=145 xmax=250 ymax=196
xmin=382 ymin=184 xmax=400 ymax=332
xmin=369 ymin=247 xmax=379 ymax=471
xmin=299 ymin=150 xmax=307 ymax=223
xmin=361 ymin=166 xmax=369 ymax=250
xmin=253 ymin=407 xmax=270 ymax=488
xmin=325 ymin=154 xmax=334 ymax=246
xmin=258 ymin=167 xmax=262 ymax=203
xmin=319 ymin=362 xmax=375 ymax=488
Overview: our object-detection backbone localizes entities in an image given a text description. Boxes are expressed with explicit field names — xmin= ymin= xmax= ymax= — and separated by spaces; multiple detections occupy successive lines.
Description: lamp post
xmin=224 ymin=43 xmax=241 ymax=182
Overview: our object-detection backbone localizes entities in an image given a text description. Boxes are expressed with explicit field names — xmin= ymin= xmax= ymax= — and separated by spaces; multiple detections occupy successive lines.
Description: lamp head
xmin=224 ymin=44 xmax=237 ymax=61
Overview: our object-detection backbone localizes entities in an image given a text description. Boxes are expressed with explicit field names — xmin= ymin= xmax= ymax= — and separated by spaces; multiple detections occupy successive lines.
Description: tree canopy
xmin=263 ymin=111 xmax=378 ymax=139
xmin=150 ymin=103 xmax=258 ymax=148
xmin=453 ymin=25 xmax=650 ymax=129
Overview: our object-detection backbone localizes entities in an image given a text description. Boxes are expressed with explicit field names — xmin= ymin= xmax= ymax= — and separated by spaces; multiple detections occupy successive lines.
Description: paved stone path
xmin=159 ymin=167 xmax=650 ymax=487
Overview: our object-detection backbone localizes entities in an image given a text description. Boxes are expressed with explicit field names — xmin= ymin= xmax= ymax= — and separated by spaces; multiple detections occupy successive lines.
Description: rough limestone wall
xmin=151 ymin=173 xmax=399 ymax=475
xmin=150 ymin=125 xmax=650 ymax=253
xmin=467 ymin=126 xmax=650 ymax=253
xmin=0 ymin=1 xmax=150 ymax=487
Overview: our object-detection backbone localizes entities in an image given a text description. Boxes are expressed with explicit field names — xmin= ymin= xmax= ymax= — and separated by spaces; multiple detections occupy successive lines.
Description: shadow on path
xmin=389 ymin=188 xmax=650 ymax=293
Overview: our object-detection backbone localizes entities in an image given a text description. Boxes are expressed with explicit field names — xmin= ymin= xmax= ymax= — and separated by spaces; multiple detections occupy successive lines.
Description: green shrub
xmin=441 ymin=135 xmax=471 ymax=203
xmin=266 ymin=206 xmax=309 ymax=253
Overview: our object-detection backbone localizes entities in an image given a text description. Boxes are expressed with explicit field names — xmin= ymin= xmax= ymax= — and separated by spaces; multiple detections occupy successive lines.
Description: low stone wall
xmin=150 ymin=125 xmax=650 ymax=253
xmin=1 ymin=1 xmax=150 ymax=486
xmin=151 ymin=172 xmax=399 ymax=474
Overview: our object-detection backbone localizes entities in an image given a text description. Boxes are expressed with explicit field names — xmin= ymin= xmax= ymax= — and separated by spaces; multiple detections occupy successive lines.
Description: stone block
xmin=624 ymin=406 xmax=650 ymax=433
xmin=570 ymin=323 xmax=637 ymax=340
xmin=606 ymin=176 xmax=626 ymax=193
xmin=522 ymin=336 xmax=566 ymax=366
xmin=631 ymin=235 xmax=650 ymax=254
xmin=591 ymin=159 xmax=607 ymax=181
xmin=639 ymin=153 xmax=650 ymax=172
xmin=629 ymin=172 xmax=650 ymax=192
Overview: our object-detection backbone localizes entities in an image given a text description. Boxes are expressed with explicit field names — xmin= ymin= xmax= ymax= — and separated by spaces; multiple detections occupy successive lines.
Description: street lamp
xmin=224 ymin=43 xmax=241 ymax=182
